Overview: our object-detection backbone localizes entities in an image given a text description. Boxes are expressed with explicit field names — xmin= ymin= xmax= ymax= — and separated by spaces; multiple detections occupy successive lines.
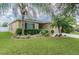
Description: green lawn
xmin=0 ymin=32 xmax=79 ymax=55
xmin=71 ymin=31 xmax=79 ymax=35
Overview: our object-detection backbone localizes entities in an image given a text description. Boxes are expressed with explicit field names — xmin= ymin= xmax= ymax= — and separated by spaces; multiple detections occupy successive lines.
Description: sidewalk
xmin=62 ymin=33 xmax=79 ymax=38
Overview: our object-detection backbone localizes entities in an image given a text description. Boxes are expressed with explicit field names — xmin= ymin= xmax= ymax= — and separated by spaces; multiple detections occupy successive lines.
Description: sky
xmin=0 ymin=8 xmax=15 ymax=25
xmin=0 ymin=7 xmax=51 ymax=26
xmin=76 ymin=16 xmax=79 ymax=21
xmin=0 ymin=5 xmax=79 ymax=26
xmin=76 ymin=16 xmax=79 ymax=25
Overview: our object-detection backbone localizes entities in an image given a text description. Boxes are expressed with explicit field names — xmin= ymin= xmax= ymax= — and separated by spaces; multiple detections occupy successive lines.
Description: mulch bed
xmin=11 ymin=34 xmax=43 ymax=40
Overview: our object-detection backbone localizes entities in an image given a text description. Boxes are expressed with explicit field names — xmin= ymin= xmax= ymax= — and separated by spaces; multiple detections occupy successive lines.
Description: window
xmin=25 ymin=23 xmax=33 ymax=29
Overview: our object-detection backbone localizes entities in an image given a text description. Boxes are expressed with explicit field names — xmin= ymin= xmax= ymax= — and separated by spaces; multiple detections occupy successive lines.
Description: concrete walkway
xmin=62 ymin=33 xmax=79 ymax=39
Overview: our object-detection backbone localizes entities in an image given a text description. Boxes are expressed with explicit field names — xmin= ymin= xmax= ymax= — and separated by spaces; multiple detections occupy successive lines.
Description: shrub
xmin=24 ymin=29 xmax=28 ymax=35
xmin=40 ymin=29 xmax=49 ymax=36
xmin=16 ymin=28 xmax=22 ymax=35
xmin=16 ymin=28 xmax=42 ymax=35
xmin=24 ymin=29 xmax=41 ymax=35
xmin=63 ymin=26 xmax=74 ymax=33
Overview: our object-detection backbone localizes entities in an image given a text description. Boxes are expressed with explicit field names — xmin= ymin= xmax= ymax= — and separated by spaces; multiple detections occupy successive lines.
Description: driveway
xmin=62 ymin=33 xmax=79 ymax=39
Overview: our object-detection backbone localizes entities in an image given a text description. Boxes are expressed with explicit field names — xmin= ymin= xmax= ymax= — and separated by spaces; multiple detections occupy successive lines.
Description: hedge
xmin=16 ymin=28 xmax=41 ymax=35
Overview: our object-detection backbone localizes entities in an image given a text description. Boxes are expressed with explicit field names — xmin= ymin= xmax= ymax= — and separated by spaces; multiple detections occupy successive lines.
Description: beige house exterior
xmin=9 ymin=19 xmax=50 ymax=33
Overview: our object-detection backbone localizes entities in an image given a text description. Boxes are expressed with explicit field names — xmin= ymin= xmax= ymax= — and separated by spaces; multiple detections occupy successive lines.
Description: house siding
xmin=9 ymin=21 xmax=20 ymax=33
xmin=35 ymin=23 xmax=39 ymax=29
xmin=39 ymin=23 xmax=49 ymax=29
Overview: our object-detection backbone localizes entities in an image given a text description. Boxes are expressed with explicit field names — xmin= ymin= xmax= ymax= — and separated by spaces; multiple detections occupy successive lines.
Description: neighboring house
xmin=9 ymin=19 xmax=50 ymax=33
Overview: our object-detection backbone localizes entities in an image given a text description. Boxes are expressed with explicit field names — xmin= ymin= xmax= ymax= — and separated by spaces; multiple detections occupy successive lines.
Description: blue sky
xmin=76 ymin=16 xmax=79 ymax=25
xmin=0 ymin=9 xmax=15 ymax=24
xmin=0 ymin=8 xmax=51 ymax=25
xmin=0 ymin=7 xmax=78 ymax=25
xmin=76 ymin=16 xmax=79 ymax=21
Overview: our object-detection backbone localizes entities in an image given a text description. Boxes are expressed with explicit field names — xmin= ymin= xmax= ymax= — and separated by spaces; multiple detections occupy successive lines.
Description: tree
xmin=32 ymin=3 xmax=54 ymax=36
xmin=0 ymin=3 xmax=78 ymax=36
xmin=32 ymin=3 xmax=78 ymax=36
xmin=0 ymin=3 xmax=11 ymax=15
xmin=0 ymin=3 xmax=37 ymax=35
xmin=17 ymin=3 xmax=37 ymax=35
xmin=2 ymin=22 xmax=8 ymax=27
xmin=51 ymin=15 xmax=75 ymax=33
xmin=53 ymin=3 xmax=76 ymax=34
xmin=17 ymin=3 xmax=28 ymax=35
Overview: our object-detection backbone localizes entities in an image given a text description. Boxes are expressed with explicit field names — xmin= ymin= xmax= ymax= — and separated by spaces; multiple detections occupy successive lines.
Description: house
xmin=9 ymin=19 xmax=50 ymax=33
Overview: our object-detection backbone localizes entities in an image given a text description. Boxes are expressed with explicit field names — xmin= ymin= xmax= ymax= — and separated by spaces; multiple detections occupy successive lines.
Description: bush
xmin=24 ymin=29 xmax=41 ymax=35
xmin=16 ymin=28 xmax=22 ymax=35
xmin=16 ymin=28 xmax=41 ymax=35
xmin=63 ymin=26 xmax=74 ymax=33
xmin=40 ymin=29 xmax=49 ymax=36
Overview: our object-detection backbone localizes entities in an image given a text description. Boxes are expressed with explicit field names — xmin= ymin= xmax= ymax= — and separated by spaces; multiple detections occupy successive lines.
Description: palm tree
xmin=54 ymin=3 xmax=76 ymax=34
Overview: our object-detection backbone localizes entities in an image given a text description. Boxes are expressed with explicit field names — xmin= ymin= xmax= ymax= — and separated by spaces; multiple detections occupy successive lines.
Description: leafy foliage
xmin=24 ymin=29 xmax=41 ymax=35
xmin=0 ymin=3 xmax=78 ymax=34
xmin=51 ymin=15 xmax=75 ymax=33
xmin=32 ymin=3 xmax=77 ymax=34
xmin=63 ymin=26 xmax=74 ymax=33
xmin=16 ymin=28 xmax=41 ymax=35
xmin=16 ymin=28 xmax=22 ymax=35
xmin=40 ymin=29 xmax=49 ymax=36
xmin=2 ymin=22 xmax=8 ymax=27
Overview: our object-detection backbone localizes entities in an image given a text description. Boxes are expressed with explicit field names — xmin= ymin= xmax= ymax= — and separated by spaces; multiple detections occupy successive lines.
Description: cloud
xmin=0 ymin=7 xmax=51 ymax=24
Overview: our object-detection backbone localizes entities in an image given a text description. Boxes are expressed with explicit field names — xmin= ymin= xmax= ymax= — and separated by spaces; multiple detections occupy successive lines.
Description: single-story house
xmin=9 ymin=19 xmax=50 ymax=33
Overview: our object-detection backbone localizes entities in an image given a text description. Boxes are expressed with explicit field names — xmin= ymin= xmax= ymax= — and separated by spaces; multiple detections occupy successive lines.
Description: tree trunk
xmin=22 ymin=15 xmax=25 ymax=35
xmin=61 ymin=26 xmax=64 ymax=33
xmin=18 ymin=3 xmax=27 ymax=36
xmin=48 ymin=24 xmax=51 ymax=36
xmin=57 ymin=25 xmax=61 ymax=36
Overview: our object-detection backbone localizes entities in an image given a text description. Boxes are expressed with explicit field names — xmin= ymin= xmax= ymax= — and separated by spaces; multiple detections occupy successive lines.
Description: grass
xmin=0 ymin=32 xmax=79 ymax=55
xmin=71 ymin=31 xmax=79 ymax=35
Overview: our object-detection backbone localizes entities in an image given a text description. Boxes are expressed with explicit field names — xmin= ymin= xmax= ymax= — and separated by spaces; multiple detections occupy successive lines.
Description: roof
xmin=9 ymin=18 xmax=50 ymax=25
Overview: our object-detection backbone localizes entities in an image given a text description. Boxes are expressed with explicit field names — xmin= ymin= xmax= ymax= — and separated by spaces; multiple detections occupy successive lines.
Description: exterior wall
xmin=9 ymin=20 xmax=49 ymax=33
xmin=34 ymin=23 xmax=39 ymax=29
xmin=39 ymin=23 xmax=49 ymax=29
xmin=9 ymin=21 xmax=21 ymax=33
